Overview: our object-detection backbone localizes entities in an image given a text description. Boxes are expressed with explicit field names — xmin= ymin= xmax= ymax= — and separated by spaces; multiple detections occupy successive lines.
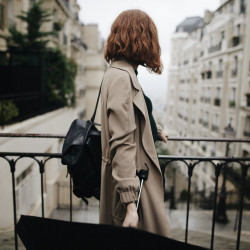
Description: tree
xmin=7 ymin=1 xmax=54 ymax=50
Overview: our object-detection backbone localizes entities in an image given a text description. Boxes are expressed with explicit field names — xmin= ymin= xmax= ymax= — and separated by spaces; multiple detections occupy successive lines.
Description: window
xmin=240 ymin=0 xmax=246 ymax=13
xmin=0 ymin=0 xmax=4 ymax=29
xmin=219 ymin=59 xmax=223 ymax=71
xmin=210 ymin=36 xmax=213 ymax=47
xmin=205 ymin=111 xmax=209 ymax=127
xmin=214 ymin=88 xmax=221 ymax=106
xmin=232 ymin=56 xmax=238 ymax=77
xmin=230 ymin=88 xmax=236 ymax=101
xmin=7 ymin=0 xmax=14 ymax=27
xmin=214 ymin=114 xmax=219 ymax=126
xmin=216 ymin=87 xmax=221 ymax=98
xmin=221 ymin=31 xmax=225 ymax=40
xmin=237 ymin=24 xmax=241 ymax=37
xmin=206 ymin=87 xmax=211 ymax=102
xmin=214 ymin=114 xmax=218 ymax=124
xmin=244 ymin=116 xmax=250 ymax=137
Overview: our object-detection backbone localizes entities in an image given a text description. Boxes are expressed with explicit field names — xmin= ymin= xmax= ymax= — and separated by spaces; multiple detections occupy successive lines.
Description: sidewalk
xmin=167 ymin=209 xmax=250 ymax=249
xmin=1 ymin=205 xmax=250 ymax=249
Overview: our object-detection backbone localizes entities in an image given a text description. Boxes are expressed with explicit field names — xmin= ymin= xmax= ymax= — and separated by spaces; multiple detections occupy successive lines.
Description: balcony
xmin=216 ymin=71 xmax=223 ymax=78
xmin=1 ymin=134 xmax=250 ymax=250
xmin=203 ymin=121 xmax=209 ymax=127
xmin=243 ymin=131 xmax=250 ymax=137
xmin=212 ymin=125 xmax=219 ymax=133
xmin=214 ymin=98 xmax=221 ymax=106
xmin=229 ymin=100 xmax=236 ymax=108
xmin=208 ymin=42 xmax=221 ymax=53
xmin=231 ymin=69 xmax=237 ymax=78
xmin=205 ymin=98 xmax=211 ymax=104
xmin=201 ymin=71 xmax=212 ymax=80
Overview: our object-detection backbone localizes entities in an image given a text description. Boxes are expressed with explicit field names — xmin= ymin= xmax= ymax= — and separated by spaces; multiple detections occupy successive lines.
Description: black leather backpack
xmin=61 ymin=81 xmax=102 ymax=200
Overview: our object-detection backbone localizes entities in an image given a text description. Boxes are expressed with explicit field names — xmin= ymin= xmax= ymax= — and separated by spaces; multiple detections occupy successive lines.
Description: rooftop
xmin=176 ymin=16 xmax=204 ymax=33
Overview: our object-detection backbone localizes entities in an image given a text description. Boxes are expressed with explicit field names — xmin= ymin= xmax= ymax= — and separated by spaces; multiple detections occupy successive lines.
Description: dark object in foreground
xmin=17 ymin=215 xmax=208 ymax=250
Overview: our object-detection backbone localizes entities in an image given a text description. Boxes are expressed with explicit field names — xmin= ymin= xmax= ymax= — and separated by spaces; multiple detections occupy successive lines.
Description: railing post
xmin=185 ymin=163 xmax=194 ymax=243
xmin=236 ymin=164 xmax=249 ymax=250
xmin=210 ymin=163 xmax=222 ymax=250
xmin=39 ymin=161 xmax=45 ymax=218
xmin=70 ymin=176 xmax=72 ymax=222
xmin=10 ymin=159 xmax=18 ymax=250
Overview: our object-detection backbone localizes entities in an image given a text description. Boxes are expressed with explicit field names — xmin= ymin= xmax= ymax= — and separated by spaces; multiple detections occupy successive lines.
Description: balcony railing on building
xmin=231 ymin=69 xmax=238 ymax=78
xmin=203 ymin=121 xmax=209 ymax=127
xmin=216 ymin=71 xmax=223 ymax=78
xmin=229 ymin=100 xmax=236 ymax=108
xmin=212 ymin=125 xmax=219 ymax=133
xmin=208 ymin=42 xmax=222 ymax=53
xmin=205 ymin=97 xmax=211 ymax=104
xmin=0 ymin=133 xmax=249 ymax=250
xmin=201 ymin=70 xmax=212 ymax=80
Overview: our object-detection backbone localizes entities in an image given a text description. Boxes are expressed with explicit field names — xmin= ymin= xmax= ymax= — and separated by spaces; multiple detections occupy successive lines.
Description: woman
xmin=100 ymin=9 xmax=171 ymax=238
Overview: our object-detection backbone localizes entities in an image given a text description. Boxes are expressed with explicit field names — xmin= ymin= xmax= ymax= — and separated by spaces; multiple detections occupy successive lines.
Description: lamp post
xmin=215 ymin=121 xmax=235 ymax=223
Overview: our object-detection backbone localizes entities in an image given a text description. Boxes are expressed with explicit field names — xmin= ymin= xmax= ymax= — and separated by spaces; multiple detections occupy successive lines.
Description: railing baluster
xmin=210 ymin=163 xmax=221 ymax=250
xmin=236 ymin=164 xmax=249 ymax=250
xmin=10 ymin=159 xmax=18 ymax=250
xmin=39 ymin=161 xmax=45 ymax=218
xmin=185 ymin=163 xmax=194 ymax=243
xmin=70 ymin=176 xmax=72 ymax=222
xmin=0 ymin=135 xmax=249 ymax=250
xmin=57 ymin=183 xmax=60 ymax=209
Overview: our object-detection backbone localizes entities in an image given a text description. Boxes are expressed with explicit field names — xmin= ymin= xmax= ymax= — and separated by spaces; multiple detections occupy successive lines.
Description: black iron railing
xmin=0 ymin=133 xmax=249 ymax=250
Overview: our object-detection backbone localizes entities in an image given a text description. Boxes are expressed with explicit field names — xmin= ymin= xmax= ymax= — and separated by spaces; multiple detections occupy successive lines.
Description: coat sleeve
xmin=107 ymin=73 xmax=140 ymax=205
xmin=156 ymin=123 xmax=163 ymax=137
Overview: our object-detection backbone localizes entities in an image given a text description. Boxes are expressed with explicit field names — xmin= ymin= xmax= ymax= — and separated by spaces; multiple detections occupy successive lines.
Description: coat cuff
xmin=120 ymin=190 xmax=138 ymax=205
xmin=157 ymin=123 xmax=163 ymax=136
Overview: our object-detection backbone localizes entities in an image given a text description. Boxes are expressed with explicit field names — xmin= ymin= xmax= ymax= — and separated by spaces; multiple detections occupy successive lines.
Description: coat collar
xmin=110 ymin=60 xmax=141 ymax=91
xmin=110 ymin=60 xmax=161 ymax=173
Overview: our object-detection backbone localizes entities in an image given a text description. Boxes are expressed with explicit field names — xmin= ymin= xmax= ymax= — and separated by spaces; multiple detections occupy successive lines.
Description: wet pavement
xmin=1 ymin=203 xmax=250 ymax=249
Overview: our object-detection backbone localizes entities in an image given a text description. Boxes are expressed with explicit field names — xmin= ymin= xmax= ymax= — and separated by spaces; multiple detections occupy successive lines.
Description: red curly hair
xmin=105 ymin=9 xmax=163 ymax=74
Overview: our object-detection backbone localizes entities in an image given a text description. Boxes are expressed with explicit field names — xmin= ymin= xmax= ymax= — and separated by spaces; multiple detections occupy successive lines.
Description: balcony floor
xmin=50 ymin=205 xmax=250 ymax=250
xmin=1 ymin=206 xmax=250 ymax=250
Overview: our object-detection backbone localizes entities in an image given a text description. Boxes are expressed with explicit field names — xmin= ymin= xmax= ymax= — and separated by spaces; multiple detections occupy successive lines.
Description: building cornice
xmin=56 ymin=0 xmax=72 ymax=19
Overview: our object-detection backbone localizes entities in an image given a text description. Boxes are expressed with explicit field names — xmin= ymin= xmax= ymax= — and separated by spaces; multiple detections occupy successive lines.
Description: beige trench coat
xmin=99 ymin=59 xmax=171 ymax=238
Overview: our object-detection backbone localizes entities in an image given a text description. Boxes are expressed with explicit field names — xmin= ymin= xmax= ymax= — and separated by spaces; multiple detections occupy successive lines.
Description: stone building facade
xmin=0 ymin=0 xmax=105 ymax=229
xmin=165 ymin=0 xmax=249 ymax=191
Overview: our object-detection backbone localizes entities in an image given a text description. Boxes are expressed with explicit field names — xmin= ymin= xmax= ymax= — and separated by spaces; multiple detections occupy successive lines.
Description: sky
xmin=78 ymin=0 xmax=221 ymax=109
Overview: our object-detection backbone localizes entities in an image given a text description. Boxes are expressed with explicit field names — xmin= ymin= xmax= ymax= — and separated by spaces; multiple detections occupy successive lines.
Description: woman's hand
xmin=159 ymin=131 xmax=168 ymax=143
xmin=122 ymin=203 xmax=138 ymax=228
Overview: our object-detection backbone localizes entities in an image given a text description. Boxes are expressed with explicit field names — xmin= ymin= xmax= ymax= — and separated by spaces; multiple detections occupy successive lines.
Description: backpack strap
xmin=90 ymin=75 xmax=104 ymax=123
